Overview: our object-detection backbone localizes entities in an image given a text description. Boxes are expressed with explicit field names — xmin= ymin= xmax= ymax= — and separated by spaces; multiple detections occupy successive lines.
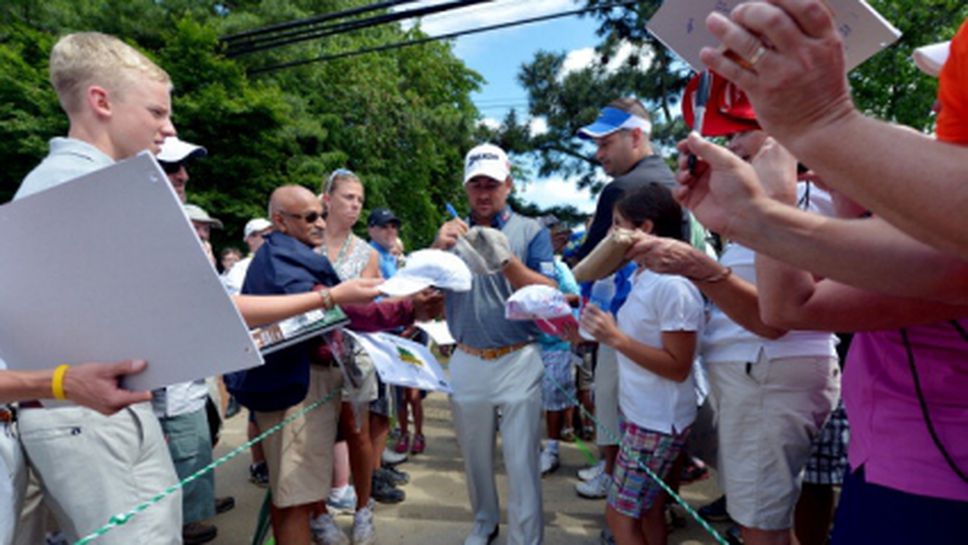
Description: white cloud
xmin=399 ymin=0 xmax=579 ymax=35
xmin=516 ymin=175 xmax=597 ymax=214
xmin=528 ymin=116 xmax=548 ymax=137
xmin=560 ymin=41 xmax=654 ymax=78
xmin=477 ymin=117 xmax=501 ymax=130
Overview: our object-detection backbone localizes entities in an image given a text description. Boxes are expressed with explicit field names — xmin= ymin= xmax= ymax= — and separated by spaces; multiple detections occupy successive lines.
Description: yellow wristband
xmin=52 ymin=364 xmax=70 ymax=400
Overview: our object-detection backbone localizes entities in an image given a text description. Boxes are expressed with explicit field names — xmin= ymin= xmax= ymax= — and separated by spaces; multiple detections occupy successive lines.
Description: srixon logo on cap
xmin=467 ymin=152 xmax=501 ymax=165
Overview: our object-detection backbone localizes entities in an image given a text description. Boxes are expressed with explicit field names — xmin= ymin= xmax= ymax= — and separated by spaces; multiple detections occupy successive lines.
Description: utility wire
xmin=248 ymin=0 xmax=639 ymax=75
xmin=222 ymin=0 xmax=421 ymax=43
xmin=225 ymin=0 xmax=494 ymax=57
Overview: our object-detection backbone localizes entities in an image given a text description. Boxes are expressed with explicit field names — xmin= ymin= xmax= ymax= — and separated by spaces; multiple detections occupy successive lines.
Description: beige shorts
xmin=255 ymin=366 xmax=342 ymax=508
xmin=708 ymin=352 xmax=840 ymax=530
xmin=594 ymin=344 xmax=620 ymax=447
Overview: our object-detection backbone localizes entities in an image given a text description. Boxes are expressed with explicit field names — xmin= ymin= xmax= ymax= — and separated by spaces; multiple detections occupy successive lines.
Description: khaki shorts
xmin=255 ymin=366 xmax=342 ymax=508
xmin=594 ymin=344 xmax=620 ymax=447
xmin=709 ymin=353 xmax=840 ymax=530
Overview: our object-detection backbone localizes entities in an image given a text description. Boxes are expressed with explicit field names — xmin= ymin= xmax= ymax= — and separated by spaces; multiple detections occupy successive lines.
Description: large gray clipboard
xmin=0 ymin=152 xmax=263 ymax=391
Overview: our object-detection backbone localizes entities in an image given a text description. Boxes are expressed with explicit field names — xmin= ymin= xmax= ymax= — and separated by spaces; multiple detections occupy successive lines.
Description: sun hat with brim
xmin=577 ymin=106 xmax=653 ymax=140
xmin=184 ymin=204 xmax=223 ymax=229
xmin=378 ymin=249 xmax=472 ymax=296
xmin=682 ymin=71 xmax=761 ymax=137
xmin=158 ymin=137 xmax=207 ymax=163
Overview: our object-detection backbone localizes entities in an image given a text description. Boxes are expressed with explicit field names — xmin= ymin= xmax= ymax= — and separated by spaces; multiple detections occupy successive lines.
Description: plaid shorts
xmin=804 ymin=400 xmax=849 ymax=485
xmin=607 ymin=421 xmax=690 ymax=518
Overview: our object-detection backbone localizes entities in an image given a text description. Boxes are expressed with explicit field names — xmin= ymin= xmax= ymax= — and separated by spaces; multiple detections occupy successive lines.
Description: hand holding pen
xmin=434 ymin=201 xmax=468 ymax=250
xmin=688 ymin=70 xmax=711 ymax=174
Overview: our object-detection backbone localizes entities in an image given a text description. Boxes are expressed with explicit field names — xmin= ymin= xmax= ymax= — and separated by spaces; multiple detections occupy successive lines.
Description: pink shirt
xmin=844 ymin=318 xmax=968 ymax=500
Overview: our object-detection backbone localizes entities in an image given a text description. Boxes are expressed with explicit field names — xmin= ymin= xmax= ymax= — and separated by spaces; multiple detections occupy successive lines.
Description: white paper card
xmin=647 ymin=0 xmax=901 ymax=72
xmin=344 ymin=330 xmax=452 ymax=394
xmin=0 ymin=153 xmax=263 ymax=391
xmin=415 ymin=320 xmax=456 ymax=346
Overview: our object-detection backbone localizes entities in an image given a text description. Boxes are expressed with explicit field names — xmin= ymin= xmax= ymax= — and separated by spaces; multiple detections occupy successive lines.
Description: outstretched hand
xmin=625 ymin=232 xmax=720 ymax=280
xmin=675 ymin=132 xmax=765 ymax=238
xmin=332 ymin=278 xmax=382 ymax=305
xmin=699 ymin=1 xmax=856 ymax=148
xmin=65 ymin=360 xmax=153 ymax=415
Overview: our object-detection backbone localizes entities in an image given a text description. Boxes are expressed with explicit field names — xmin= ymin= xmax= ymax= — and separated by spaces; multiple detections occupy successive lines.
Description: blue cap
xmin=577 ymin=107 xmax=652 ymax=140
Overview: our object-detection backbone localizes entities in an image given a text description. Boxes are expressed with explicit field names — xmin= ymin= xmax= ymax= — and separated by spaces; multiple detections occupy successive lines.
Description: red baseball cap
xmin=682 ymin=71 xmax=760 ymax=137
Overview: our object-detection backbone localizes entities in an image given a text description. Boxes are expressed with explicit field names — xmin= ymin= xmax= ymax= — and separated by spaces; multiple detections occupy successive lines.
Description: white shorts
xmin=708 ymin=353 xmax=840 ymax=530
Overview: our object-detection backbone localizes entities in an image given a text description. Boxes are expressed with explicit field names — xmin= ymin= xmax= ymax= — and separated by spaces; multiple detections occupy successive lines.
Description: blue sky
xmin=402 ymin=0 xmax=606 ymax=214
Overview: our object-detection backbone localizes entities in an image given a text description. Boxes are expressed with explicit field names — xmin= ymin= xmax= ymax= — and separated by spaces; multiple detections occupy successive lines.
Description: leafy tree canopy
xmin=494 ymin=0 xmax=967 ymax=197
xmin=0 ymin=0 xmax=482 ymax=253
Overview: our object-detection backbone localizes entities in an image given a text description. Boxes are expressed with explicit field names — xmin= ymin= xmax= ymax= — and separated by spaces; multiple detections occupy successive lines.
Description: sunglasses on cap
xmin=160 ymin=161 xmax=184 ymax=175
xmin=281 ymin=211 xmax=324 ymax=224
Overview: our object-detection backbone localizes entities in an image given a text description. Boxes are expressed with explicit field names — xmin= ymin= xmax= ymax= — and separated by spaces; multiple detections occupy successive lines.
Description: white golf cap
xmin=463 ymin=143 xmax=510 ymax=184
xmin=158 ymin=137 xmax=207 ymax=163
xmin=243 ymin=218 xmax=272 ymax=240
xmin=378 ymin=249 xmax=472 ymax=296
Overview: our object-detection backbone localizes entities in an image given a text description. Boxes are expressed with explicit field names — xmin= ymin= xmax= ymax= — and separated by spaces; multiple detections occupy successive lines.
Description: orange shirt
xmin=937 ymin=19 xmax=968 ymax=144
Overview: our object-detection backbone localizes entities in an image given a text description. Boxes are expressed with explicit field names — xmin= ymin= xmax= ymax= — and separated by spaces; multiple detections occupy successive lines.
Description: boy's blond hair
xmin=49 ymin=32 xmax=171 ymax=114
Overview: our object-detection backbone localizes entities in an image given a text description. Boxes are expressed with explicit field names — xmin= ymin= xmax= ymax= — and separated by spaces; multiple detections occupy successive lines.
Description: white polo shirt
xmin=615 ymin=269 xmax=704 ymax=434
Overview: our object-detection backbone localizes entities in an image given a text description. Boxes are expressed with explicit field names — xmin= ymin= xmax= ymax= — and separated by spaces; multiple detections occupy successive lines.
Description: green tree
xmin=503 ymin=0 xmax=966 ymax=196
xmin=0 ymin=0 xmax=482 ymax=253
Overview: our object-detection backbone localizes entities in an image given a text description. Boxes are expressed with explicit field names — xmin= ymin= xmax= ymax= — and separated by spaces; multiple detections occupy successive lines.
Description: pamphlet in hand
xmin=344 ymin=330 xmax=453 ymax=394
xmin=647 ymin=0 xmax=901 ymax=72
xmin=252 ymin=307 xmax=350 ymax=355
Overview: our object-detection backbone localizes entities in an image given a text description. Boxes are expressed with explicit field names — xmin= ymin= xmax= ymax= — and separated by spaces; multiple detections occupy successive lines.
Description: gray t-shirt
xmin=17 ymin=137 xmax=115 ymax=200
xmin=444 ymin=210 xmax=555 ymax=349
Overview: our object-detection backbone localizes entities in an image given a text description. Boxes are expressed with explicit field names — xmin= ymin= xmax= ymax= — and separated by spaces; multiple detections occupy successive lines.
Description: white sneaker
xmin=575 ymin=471 xmax=610 ymax=499
xmin=327 ymin=484 xmax=357 ymax=515
xmin=539 ymin=447 xmax=560 ymax=476
xmin=382 ymin=446 xmax=408 ymax=466
xmin=351 ymin=506 xmax=377 ymax=545
xmin=577 ymin=459 xmax=605 ymax=482
xmin=311 ymin=513 xmax=349 ymax=545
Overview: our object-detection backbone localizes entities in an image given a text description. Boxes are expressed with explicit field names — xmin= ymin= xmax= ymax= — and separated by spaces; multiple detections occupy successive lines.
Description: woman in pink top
xmin=747 ymin=143 xmax=968 ymax=544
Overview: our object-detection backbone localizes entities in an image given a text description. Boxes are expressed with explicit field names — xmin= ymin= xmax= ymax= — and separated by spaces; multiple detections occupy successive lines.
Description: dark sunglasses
xmin=282 ymin=211 xmax=323 ymax=223
xmin=160 ymin=161 xmax=184 ymax=175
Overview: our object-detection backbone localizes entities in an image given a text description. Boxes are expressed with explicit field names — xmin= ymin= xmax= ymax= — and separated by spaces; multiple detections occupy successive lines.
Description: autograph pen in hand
xmin=688 ymin=69 xmax=711 ymax=174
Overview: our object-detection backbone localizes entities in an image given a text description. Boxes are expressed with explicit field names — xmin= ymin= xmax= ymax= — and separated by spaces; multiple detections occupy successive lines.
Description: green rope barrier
xmin=549 ymin=370 xmax=729 ymax=545
xmin=73 ymin=387 xmax=340 ymax=545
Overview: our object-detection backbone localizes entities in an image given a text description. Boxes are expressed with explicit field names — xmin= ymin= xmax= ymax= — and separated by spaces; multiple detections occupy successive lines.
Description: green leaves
xmin=0 ymin=0 xmax=481 ymax=253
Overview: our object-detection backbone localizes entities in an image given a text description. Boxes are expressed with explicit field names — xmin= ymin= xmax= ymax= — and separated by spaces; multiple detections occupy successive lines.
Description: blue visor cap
xmin=577 ymin=107 xmax=652 ymax=140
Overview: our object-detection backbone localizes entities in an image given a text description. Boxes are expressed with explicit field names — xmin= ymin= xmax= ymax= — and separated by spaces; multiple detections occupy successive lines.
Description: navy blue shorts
xmin=831 ymin=466 xmax=968 ymax=545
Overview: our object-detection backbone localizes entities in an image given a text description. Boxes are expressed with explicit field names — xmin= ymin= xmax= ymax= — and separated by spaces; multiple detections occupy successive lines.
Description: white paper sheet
xmin=415 ymin=320 xmax=456 ymax=346
xmin=0 ymin=153 xmax=263 ymax=391
xmin=344 ymin=330 xmax=452 ymax=394
xmin=647 ymin=0 xmax=901 ymax=72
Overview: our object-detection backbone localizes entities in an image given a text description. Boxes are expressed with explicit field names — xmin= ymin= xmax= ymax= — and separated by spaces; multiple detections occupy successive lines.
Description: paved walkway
xmin=208 ymin=392 xmax=729 ymax=545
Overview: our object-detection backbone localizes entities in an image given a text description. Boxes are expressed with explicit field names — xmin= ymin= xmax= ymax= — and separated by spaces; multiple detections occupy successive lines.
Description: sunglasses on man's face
xmin=160 ymin=161 xmax=184 ymax=175
xmin=282 ymin=211 xmax=324 ymax=224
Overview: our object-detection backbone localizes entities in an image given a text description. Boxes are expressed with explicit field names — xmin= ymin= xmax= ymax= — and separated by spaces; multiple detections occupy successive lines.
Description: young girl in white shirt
xmin=579 ymin=183 xmax=704 ymax=545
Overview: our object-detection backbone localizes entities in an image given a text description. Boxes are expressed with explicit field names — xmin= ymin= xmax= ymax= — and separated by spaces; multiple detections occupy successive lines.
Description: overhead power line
xmin=248 ymin=0 xmax=639 ymax=75
xmin=224 ymin=0 xmax=494 ymax=57
xmin=223 ymin=0 xmax=419 ymax=42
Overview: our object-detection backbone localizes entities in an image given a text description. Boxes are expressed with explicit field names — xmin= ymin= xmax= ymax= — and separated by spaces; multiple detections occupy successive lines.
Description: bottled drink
xmin=580 ymin=277 xmax=616 ymax=340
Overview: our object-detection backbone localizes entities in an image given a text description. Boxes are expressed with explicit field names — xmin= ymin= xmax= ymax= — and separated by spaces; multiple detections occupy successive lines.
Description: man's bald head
xmin=268 ymin=185 xmax=326 ymax=248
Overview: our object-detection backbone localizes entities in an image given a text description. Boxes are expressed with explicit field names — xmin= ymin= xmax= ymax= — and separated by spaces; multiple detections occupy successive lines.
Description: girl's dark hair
xmin=615 ymin=183 xmax=685 ymax=242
